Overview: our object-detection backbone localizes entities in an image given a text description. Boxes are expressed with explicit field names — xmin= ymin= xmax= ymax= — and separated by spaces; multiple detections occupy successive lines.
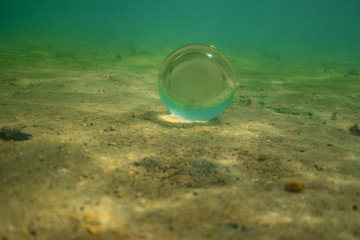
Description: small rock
xmin=226 ymin=223 xmax=239 ymax=229
xmin=56 ymin=168 xmax=68 ymax=174
xmin=29 ymin=230 xmax=36 ymax=236
xmin=114 ymin=54 xmax=122 ymax=60
xmin=299 ymin=128 xmax=309 ymax=134
xmin=349 ymin=123 xmax=360 ymax=136
xmin=348 ymin=69 xmax=359 ymax=76
xmin=0 ymin=126 xmax=33 ymax=141
xmin=284 ymin=181 xmax=304 ymax=193
xmin=256 ymin=154 xmax=267 ymax=162
xmin=331 ymin=112 xmax=337 ymax=120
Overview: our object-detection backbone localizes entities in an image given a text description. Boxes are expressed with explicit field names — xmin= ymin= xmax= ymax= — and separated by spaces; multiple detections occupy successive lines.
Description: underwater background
xmin=1 ymin=1 xmax=360 ymax=239
xmin=1 ymin=0 xmax=360 ymax=62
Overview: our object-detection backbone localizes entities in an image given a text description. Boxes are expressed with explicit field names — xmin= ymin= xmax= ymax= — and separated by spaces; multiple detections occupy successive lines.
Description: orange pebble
xmin=284 ymin=181 xmax=304 ymax=192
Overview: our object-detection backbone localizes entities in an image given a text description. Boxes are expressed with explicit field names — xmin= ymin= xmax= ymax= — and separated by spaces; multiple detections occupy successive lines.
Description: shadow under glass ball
xmin=158 ymin=44 xmax=236 ymax=121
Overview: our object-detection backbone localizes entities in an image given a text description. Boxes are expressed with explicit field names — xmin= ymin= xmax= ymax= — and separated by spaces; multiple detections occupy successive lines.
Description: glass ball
xmin=158 ymin=44 xmax=236 ymax=121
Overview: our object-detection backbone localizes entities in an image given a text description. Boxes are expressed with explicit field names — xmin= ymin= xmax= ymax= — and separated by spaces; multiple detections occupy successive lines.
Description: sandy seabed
xmin=0 ymin=45 xmax=359 ymax=240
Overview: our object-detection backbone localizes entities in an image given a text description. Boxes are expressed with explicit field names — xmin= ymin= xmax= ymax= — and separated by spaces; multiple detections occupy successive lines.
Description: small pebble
xmin=226 ymin=223 xmax=239 ymax=229
xmin=284 ymin=181 xmax=304 ymax=193
xmin=56 ymin=168 xmax=69 ymax=174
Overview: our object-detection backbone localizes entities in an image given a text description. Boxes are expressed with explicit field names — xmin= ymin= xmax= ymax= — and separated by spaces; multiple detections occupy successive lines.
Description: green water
xmin=1 ymin=0 xmax=360 ymax=57
xmin=0 ymin=0 xmax=359 ymax=108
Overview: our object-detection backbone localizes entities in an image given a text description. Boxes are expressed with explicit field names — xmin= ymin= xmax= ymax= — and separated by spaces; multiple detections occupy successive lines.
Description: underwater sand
xmin=0 ymin=44 xmax=359 ymax=240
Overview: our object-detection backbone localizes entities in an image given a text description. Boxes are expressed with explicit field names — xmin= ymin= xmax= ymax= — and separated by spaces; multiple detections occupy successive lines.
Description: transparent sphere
xmin=158 ymin=44 xmax=236 ymax=121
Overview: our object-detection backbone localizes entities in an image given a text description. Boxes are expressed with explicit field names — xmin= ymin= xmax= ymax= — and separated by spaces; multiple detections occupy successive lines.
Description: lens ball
xmin=158 ymin=44 xmax=236 ymax=121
